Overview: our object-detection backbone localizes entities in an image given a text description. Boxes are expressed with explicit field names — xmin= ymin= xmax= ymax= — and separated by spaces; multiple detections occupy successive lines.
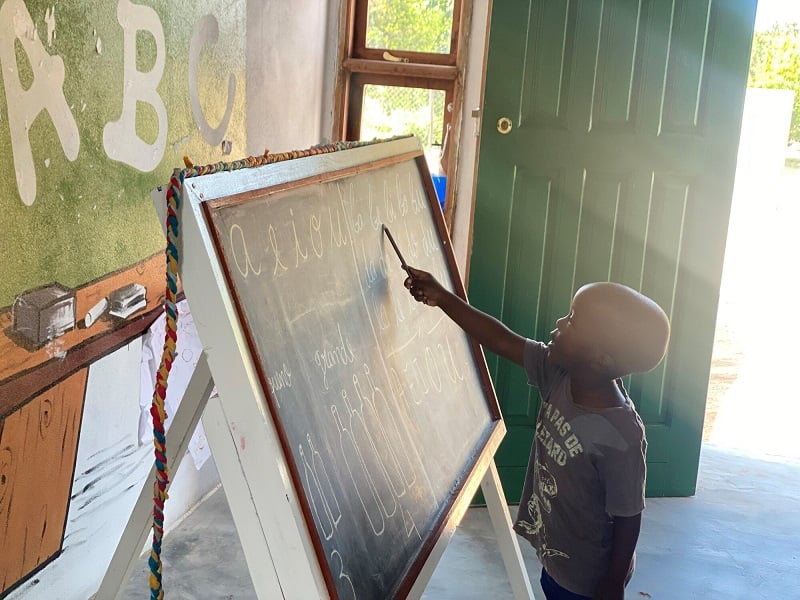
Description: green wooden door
xmin=471 ymin=0 xmax=757 ymax=498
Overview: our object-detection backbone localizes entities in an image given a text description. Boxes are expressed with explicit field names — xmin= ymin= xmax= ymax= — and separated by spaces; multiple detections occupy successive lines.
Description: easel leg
xmin=481 ymin=460 xmax=534 ymax=600
xmin=200 ymin=394 xmax=285 ymax=599
xmin=95 ymin=352 xmax=215 ymax=599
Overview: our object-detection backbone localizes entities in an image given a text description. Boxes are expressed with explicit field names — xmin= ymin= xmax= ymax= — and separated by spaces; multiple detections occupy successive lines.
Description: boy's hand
xmin=592 ymin=578 xmax=624 ymax=600
xmin=401 ymin=265 xmax=526 ymax=365
xmin=404 ymin=267 xmax=448 ymax=307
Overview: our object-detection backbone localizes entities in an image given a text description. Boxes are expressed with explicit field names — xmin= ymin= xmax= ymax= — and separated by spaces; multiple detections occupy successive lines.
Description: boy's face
xmin=547 ymin=287 xmax=612 ymax=372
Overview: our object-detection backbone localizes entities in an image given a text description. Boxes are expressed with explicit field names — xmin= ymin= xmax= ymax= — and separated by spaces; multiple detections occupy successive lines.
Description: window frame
xmin=334 ymin=0 xmax=467 ymax=225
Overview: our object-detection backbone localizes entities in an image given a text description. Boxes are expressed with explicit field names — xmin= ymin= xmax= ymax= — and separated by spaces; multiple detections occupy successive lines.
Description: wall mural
xmin=0 ymin=0 xmax=246 ymax=596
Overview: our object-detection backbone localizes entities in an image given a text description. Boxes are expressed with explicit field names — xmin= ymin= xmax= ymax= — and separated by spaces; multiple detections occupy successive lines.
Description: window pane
xmin=360 ymin=84 xmax=448 ymax=207
xmin=360 ymin=85 xmax=445 ymax=150
xmin=366 ymin=0 xmax=454 ymax=54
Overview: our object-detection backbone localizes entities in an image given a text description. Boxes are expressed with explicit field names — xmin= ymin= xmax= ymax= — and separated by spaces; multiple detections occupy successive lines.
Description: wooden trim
xmin=344 ymin=58 xmax=459 ymax=81
xmin=345 ymin=79 xmax=365 ymax=140
xmin=442 ymin=86 xmax=456 ymax=173
xmin=441 ymin=0 xmax=472 ymax=233
xmin=442 ymin=85 xmax=458 ymax=228
xmin=205 ymin=149 xmax=422 ymax=211
xmin=351 ymin=71 xmax=454 ymax=92
xmin=351 ymin=0 xmax=368 ymax=53
xmin=354 ymin=48 xmax=457 ymax=65
xmin=459 ymin=0 xmax=495 ymax=284
xmin=332 ymin=0 xmax=356 ymax=141
xmin=342 ymin=0 xmax=357 ymax=58
xmin=450 ymin=0 xmax=465 ymax=63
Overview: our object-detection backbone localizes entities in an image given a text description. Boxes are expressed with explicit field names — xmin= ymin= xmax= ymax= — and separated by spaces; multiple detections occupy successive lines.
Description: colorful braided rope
xmin=148 ymin=168 xmax=183 ymax=600
xmin=147 ymin=136 xmax=403 ymax=597
xmin=181 ymin=137 xmax=395 ymax=178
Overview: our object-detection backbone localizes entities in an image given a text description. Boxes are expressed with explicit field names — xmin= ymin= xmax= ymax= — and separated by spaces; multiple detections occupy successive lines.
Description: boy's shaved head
xmin=574 ymin=282 xmax=670 ymax=377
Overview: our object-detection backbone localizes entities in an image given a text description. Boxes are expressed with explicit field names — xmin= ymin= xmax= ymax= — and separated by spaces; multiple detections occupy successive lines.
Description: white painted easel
xmin=98 ymin=138 xmax=533 ymax=599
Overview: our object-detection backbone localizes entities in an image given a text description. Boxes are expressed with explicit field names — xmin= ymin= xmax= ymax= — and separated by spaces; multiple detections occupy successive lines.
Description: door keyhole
xmin=496 ymin=117 xmax=513 ymax=134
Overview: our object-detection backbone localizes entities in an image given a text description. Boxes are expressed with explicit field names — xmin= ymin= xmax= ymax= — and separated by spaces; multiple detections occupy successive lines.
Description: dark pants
xmin=540 ymin=568 xmax=592 ymax=600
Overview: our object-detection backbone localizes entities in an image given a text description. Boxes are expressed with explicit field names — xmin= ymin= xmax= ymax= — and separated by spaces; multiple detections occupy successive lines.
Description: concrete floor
xmin=121 ymin=443 xmax=800 ymax=600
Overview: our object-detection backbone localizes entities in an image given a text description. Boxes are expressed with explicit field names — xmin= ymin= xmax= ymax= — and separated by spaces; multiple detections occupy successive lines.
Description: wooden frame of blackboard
xmin=197 ymin=138 xmax=504 ymax=599
xmin=195 ymin=138 xmax=505 ymax=598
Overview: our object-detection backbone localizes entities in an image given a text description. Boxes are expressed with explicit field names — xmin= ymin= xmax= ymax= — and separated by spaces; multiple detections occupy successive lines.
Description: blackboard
xmin=201 ymin=139 xmax=503 ymax=599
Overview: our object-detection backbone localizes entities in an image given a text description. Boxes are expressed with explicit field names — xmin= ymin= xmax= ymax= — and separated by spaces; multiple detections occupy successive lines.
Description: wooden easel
xmin=98 ymin=138 xmax=533 ymax=599
xmin=97 ymin=360 xmax=532 ymax=598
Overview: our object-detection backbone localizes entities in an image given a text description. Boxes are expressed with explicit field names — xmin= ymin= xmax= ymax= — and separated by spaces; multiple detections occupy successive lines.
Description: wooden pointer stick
xmin=382 ymin=225 xmax=410 ymax=272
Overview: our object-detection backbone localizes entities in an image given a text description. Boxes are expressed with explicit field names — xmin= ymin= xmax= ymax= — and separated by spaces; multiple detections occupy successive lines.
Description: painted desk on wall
xmin=0 ymin=255 xmax=164 ymax=598
xmin=101 ymin=136 xmax=533 ymax=599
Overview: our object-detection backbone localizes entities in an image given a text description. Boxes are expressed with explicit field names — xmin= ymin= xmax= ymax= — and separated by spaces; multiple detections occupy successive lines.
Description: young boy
xmin=403 ymin=267 xmax=670 ymax=600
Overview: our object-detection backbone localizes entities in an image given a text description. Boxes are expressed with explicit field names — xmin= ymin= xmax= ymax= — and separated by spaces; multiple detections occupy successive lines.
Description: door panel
xmin=472 ymin=0 xmax=757 ymax=497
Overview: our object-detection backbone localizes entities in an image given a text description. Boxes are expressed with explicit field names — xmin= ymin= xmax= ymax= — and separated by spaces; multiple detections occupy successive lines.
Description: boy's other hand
xmin=404 ymin=267 xmax=447 ymax=307
xmin=592 ymin=577 xmax=624 ymax=600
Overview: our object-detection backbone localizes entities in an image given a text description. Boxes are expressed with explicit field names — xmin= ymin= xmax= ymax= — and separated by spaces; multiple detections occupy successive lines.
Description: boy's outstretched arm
xmin=404 ymin=266 xmax=526 ymax=366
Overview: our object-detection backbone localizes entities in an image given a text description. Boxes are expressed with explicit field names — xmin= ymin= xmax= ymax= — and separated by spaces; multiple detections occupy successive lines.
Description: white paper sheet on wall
xmin=139 ymin=298 xmax=213 ymax=470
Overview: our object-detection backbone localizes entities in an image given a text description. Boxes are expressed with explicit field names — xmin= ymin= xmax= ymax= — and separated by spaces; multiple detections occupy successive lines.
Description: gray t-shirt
xmin=514 ymin=340 xmax=647 ymax=597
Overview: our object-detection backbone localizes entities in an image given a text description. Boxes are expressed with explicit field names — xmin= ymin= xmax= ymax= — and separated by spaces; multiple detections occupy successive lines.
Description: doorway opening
xmin=703 ymin=2 xmax=800 ymax=459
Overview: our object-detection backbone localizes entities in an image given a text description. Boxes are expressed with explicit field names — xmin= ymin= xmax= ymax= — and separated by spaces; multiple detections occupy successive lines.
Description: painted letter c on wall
xmin=189 ymin=14 xmax=236 ymax=147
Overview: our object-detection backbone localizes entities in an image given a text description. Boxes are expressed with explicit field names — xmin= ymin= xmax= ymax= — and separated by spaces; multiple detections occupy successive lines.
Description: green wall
xmin=0 ymin=0 xmax=246 ymax=306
